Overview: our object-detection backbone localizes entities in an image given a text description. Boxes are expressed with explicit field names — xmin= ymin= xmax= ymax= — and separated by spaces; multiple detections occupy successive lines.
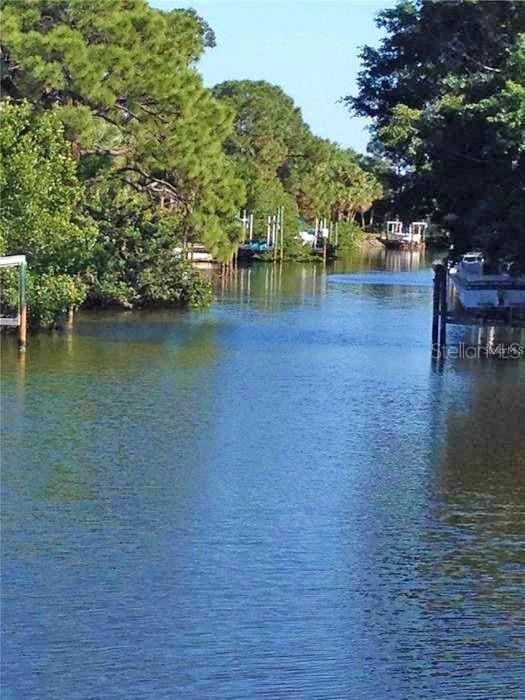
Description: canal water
xmin=2 ymin=250 xmax=524 ymax=699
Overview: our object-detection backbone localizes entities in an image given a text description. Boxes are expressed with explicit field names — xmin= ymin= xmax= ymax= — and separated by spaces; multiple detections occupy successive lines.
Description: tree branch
xmin=114 ymin=166 xmax=181 ymax=200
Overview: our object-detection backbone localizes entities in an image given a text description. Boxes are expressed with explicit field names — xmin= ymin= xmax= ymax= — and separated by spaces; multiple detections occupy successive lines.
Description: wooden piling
xmin=273 ymin=213 xmax=278 ymax=264
xmin=19 ymin=304 xmax=27 ymax=351
xmin=432 ymin=263 xmax=447 ymax=355
xmin=280 ymin=207 xmax=284 ymax=261
xmin=432 ymin=265 xmax=440 ymax=350
xmin=18 ymin=261 xmax=27 ymax=352
xmin=439 ymin=264 xmax=447 ymax=350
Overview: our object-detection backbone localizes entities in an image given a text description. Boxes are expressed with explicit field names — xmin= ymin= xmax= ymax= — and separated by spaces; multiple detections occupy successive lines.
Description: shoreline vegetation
xmin=1 ymin=0 xmax=523 ymax=330
xmin=0 ymin=0 xmax=382 ymax=329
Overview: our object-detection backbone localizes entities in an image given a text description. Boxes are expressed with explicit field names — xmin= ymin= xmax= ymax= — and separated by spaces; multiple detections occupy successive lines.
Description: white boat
xmin=189 ymin=244 xmax=214 ymax=262
xmin=173 ymin=244 xmax=215 ymax=264
xmin=451 ymin=252 xmax=525 ymax=311
xmin=297 ymin=230 xmax=317 ymax=247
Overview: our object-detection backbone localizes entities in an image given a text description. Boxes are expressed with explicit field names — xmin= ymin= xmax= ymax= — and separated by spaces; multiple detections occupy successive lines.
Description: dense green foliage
xmin=0 ymin=102 xmax=94 ymax=325
xmin=0 ymin=0 xmax=383 ymax=326
xmin=213 ymin=80 xmax=382 ymax=245
xmin=3 ymin=0 xmax=246 ymax=254
xmin=347 ymin=0 xmax=525 ymax=260
xmin=213 ymin=81 xmax=302 ymax=243
xmin=284 ymin=138 xmax=382 ymax=225
xmin=0 ymin=0 xmax=242 ymax=323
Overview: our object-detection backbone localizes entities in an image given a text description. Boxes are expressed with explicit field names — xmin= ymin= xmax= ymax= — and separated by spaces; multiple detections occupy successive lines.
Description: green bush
xmin=0 ymin=269 xmax=86 ymax=328
xmin=27 ymin=273 xmax=87 ymax=328
xmin=138 ymin=259 xmax=214 ymax=309
xmin=93 ymin=274 xmax=138 ymax=309
xmin=335 ymin=221 xmax=364 ymax=253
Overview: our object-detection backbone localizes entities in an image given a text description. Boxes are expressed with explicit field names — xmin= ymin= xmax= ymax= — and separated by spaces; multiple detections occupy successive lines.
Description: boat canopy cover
xmin=462 ymin=252 xmax=484 ymax=263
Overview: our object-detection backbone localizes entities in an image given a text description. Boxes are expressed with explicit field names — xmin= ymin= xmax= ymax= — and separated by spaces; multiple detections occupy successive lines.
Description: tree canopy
xmin=0 ymin=1 xmax=384 ymax=326
xmin=346 ymin=0 xmax=525 ymax=260
xmin=214 ymin=80 xmax=382 ymax=239
xmin=1 ymin=0 xmax=245 ymax=261
xmin=0 ymin=102 xmax=96 ymax=325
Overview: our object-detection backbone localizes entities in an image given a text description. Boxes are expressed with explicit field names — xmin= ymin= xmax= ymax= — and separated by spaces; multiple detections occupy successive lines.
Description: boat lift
xmin=0 ymin=255 xmax=27 ymax=351
xmin=432 ymin=259 xmax=525 ymax=357
xmin=382 ymin=220 xmax=426 ymax=249
xmin=385 ymin=221 xmax=403 ymax=239
xmin=408 ymin=221 xmax=428 ymax=243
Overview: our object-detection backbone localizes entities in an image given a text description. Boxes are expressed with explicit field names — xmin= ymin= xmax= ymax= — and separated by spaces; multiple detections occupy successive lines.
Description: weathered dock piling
xmin=18 ymin=260 xmax=27 ymax=351
xmin=432 ymin=262 xmax=447 ymax=355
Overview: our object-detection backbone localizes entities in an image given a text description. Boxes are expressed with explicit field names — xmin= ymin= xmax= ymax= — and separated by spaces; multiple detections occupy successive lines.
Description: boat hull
xmin=379 ymin=238 xmax=424 ymax=250
xmin=452 ymin=275 xmax=525 ymax=311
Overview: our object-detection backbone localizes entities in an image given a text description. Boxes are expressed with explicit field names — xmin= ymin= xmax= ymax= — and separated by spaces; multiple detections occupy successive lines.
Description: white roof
xmin=0 ymin=255 xmax=26 ymax=268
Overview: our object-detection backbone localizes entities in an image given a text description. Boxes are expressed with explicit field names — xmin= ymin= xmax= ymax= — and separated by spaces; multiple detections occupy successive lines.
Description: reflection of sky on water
xmin=1 ymin=250 xmax=524 ymax=699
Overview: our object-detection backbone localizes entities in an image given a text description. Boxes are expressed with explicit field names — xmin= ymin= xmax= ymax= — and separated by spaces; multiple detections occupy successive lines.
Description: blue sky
xmin=150 ymin=1 xmax=395 ymax=153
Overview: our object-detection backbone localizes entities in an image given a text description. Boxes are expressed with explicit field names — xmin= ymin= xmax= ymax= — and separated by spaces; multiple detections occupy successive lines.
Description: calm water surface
xmin=2 ymin=249 xmax=525 ymax=699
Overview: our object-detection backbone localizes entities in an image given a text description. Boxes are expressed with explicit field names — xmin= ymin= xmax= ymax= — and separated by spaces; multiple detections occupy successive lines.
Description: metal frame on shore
xmin=0 ymin=255 xmax=28 ymax=351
